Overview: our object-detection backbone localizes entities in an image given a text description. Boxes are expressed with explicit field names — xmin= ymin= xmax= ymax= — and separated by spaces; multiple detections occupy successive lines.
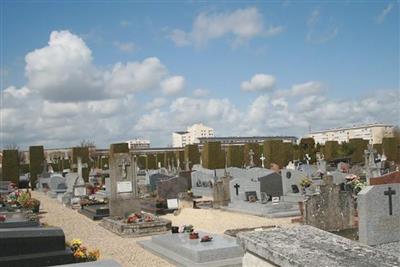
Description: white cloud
xmin=291 ymin=81 xmax=324 ymax=96
xmin=168 ymin=29 xmax=190 ymax=47
xmin=193 ymin=88 xmax=210 ymax=97
xmin=161 ymin=76 xmax=185 ymax=95
xmin=169 ymin=7 xmax=283 ymax=47
xmin=145 ymin=97 xmax=167 ymax=110
xmin=24 ymin=30 xmax=180 ymax=102
xmin=120 ymin=20 xmax=131 ymax=27
xmin=113 ymin=41 xmax=137 ymax=53
xmin=376 ymin=3 xmax=393 ymax=24
xmin=241 ymin=74 xmax=276 ymax=92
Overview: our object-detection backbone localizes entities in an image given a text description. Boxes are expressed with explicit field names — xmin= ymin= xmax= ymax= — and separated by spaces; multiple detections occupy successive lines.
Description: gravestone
xmin=237 ymin=225 xmax=400 ymax=267
xmin=48 ymin=175 xmax=68 ymax=198
xmin=212 ymin=175 xmax=231 ymax=208
xmin=0 ymin=211 xmax=39 ymax=228
xmin=258 ymin=172 xmax=283 ymax=198
xmin=0 ymin=227 xmax=74 ymax=266
xmin=138 ymin=231 xmax=244 ymax=267
xmin=108 ymin=151 xmax=139 ymax=217
xmin=157 ymin=175 xmax=191 ymax=200
xmin=358 ymin=174 xmax=400 ymax=246
xmin=304 ymin=175 xmax=355 ymax=232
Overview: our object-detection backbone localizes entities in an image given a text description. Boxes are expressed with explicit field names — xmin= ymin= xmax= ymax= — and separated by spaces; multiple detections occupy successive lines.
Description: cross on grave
xmin=119 ymin=159 xmax=130 ymax=179
xmin=384 ymin=187 xmax=396 ymax=216
xmin=260 ymin=154 xmax=266 ymax=168
xmin=234 ymin=183 xmax=240 ymax=196
xmin=249 ymin=149 xmax=255 ymax=167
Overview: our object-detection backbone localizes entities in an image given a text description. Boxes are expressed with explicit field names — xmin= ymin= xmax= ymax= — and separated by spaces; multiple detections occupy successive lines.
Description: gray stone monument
xmin=358 ymin=182 xmax=400 ymax=246
xmin=109 ymin=153 xmax=139 ymax=217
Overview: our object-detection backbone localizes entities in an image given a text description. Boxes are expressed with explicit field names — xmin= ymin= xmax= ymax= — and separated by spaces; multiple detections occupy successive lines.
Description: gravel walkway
xmin=33 ymin=191 xmax=296 ymax=267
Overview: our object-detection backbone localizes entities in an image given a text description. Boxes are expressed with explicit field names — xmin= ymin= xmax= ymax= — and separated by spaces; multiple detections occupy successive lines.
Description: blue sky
xmin=1 ymin=1 xmax=399 ymax=149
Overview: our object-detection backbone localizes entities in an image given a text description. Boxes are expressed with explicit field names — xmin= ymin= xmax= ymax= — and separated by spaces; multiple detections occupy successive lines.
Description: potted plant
xmin=300 ymin=178 xmax=313 ymax=195
xmin=68 ymin=239 xmax=100 ymax=263
xmin=26 ymin=198 xmax=41 ymax=213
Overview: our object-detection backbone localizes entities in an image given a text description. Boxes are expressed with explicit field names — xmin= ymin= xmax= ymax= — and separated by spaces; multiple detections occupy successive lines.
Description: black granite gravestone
xmin=0 ymin=227 xmax=74 ymax=266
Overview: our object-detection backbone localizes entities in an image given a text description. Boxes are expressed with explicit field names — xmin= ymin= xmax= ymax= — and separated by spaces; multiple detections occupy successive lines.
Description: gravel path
xmin=33 ymin=191 xmax=296 ymax=267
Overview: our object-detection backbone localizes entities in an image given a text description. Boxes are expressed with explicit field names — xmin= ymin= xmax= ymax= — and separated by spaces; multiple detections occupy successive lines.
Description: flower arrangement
xmin=346 ymin=175 xmax=366 ymax=194
xmin=67 ymin=239 xmax=100 ymax=263
xmin=126 ymin=212 xmax=154 ymax=223
xmin=17 ymin=191 xmax=31 ymax=207
xmin=300 ymin=178 xmax=312 ymax=188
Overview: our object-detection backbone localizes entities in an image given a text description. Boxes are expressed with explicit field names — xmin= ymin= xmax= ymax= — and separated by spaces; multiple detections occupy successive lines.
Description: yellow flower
xmin=71 ymin=239 xmax=82 ymax=246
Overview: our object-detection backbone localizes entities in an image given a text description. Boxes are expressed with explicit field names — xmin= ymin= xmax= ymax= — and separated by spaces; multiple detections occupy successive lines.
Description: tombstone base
xmin=222 ymin=201 xmax=300 ymax=218
xmin=100 ymin=216 xmax=171 ymax=237
xmin=138 ymin=231 xmax=243 ymax=267
xmin=78 ymin=204 xmax=110 ymax=221
xmin=0 ymin=211 xmax=39 ymax=228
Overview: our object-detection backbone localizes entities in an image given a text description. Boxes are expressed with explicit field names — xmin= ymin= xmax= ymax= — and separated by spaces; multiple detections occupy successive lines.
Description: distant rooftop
xmin=198 ymin=136 xmax=297 ymax=144
xmin=310 ymin=123 xmax=394 ymax=134
xmin=174 ymin=131 xmax=189 ymax=135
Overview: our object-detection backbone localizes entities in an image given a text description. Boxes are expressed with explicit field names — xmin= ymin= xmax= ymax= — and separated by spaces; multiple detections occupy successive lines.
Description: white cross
xmin=260 ymin=154 xmax=266 ymax=168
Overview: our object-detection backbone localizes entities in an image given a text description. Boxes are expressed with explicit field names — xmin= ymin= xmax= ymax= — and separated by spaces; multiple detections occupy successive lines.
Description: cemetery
xmin=0 ymin=137 xmax=399 ymax=266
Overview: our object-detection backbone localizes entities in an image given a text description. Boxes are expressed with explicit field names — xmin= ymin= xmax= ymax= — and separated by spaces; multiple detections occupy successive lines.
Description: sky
xmin=0 ymin=1 xmax=399 ymax=149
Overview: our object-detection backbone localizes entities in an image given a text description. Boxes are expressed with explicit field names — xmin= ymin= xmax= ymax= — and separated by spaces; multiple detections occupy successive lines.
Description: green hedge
xmin=184 ymin=144 xmax=200 ymax=169
xmin=2 ymin=149 xmax=19 ymax=183
xmin=382 ymin=137 xmax=398 ymax=163
xmin=109 ymin=143 xmax=129 ymax=155
xmin=264 ymin=140 xmax=293 ymax=168
xmin=227 ymin=145 xmax=244 ymax=167
xmin=146 ymin=154 xmax=157 ymax=170
xmin=29 ymin=145 xmax=44 ymax=187
xmin=323 ymin=141 xmax=339 ymax=161
xmin=373 ymin=143 xmax=383 ymax=155
xmin=137 ymin=155 xmax=146 ymax=169
xmin=202 ymin=142 xmax=225 ymax=169
xmin=348 ymin=138 xmax=368 ymax=163
xmin=243 ymin=143 xmax=261 ymax=167
xmin=156 ymin=153 xmax=166 ymax=168
xmin=299 ymin=138 xmax=316 ymax=162
xmin=174 ymin=150 xmax=185 ymax=169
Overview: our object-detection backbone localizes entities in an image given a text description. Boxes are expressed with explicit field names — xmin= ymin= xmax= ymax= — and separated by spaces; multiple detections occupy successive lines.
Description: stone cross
xmin=384 ymin=187 xmax=396 ymax=216
xmin=260 ymin=154 xmax=266 ymax=168
xmin=249 ymin=149 xmax=255 ymax=167
xmin=234 ymin=183 xmax=240 ymax=196
xmin=119 ymin=159 xmax=130 ymax=180
xmin=76 ymin=157 xmax=88 ymax=181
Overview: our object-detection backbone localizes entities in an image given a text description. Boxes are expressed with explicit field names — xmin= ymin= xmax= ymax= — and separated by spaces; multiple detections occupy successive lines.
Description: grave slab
xmin=78 ymin=204 xmax=110 ymax=220
xmin=237 ymin=225 xmax=400 ymax=267
xmin=358 ymin=183 xmax=400 ymax=246
xmin=52 ymin=259 xmax=123 ymax=267
xmin=138 ymin=231 xmax=244 ymax=267
xmin=222 ymin=201 xmax=300 ymax=218
xmin=0 ymin=211 xmax=39 ymax=228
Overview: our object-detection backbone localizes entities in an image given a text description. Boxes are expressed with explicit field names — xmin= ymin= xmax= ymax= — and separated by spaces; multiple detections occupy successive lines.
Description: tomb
xmin=138 ymin=231 xmax=244 ymax=267
xmin=47 ymin=174 xmax=68 ymax=198
xmin=0 ymin=211 xmax=39 ymax=228
xmin=0 ymin=227 xmax=74 ymax=266
xmin=237 ymin=225 xmax=399 ymax=267
xmin=358 ymin=172 xmax=400 ymax=246
xmin=100 ymin=147 xmax=171 ymax=237
xmin=78 ymin=204 xmax=110 ymax=221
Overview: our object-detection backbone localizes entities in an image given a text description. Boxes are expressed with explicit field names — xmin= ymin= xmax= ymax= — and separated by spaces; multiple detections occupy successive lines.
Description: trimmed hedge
xmin=2 ymin=149 xmax=19 ymax=183
xmin=29 ymin=145 xmax=44 ymax=188
xmin=137 ymin=155 xmax=147 ymax=169
xmin=202 ymin=141 xmax=225 ymax=169
xmin=243 ymin=143 xmax=261 ymax=167
xmin=299 ymin=138 xmax=316 ymax=162
xmin=184 ymin=144 xmax=200 ymax=169
xmin=382 ymin=137 xmax=398 ymax=163
xmin=264 ymin=140 xmax=293 ymax=168
xmin=109 ymin=143 xmax=129 ymax=155
xmin=348 ymin=138 xmax=368 ymax=163
xmin=156 ymin=153 xmax=166 ymax=168
xmin=373 ymin=143 xmax=383 ymax=155
xmin=226 ymin=145 xmax=244 ymax=168
xmin=323 ymin=141 xmax=339 ymax=161
xmin=146 ymin=154 xmax=157 ymax=170
xmin=174 ymin=150 xmax=185 ymax=169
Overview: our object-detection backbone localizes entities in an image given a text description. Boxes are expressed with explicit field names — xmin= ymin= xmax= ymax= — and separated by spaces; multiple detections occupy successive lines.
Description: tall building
xmin=126 ymin=138 xmax=151 ymax=149
xmin=305 ymin=123 xmax=394 ymax=145
xmin=172 ymin=123 xmax=215 ymax=147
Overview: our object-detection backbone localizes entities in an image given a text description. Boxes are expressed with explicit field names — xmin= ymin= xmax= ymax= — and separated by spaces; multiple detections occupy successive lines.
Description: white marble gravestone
xmin=358 ymin=183 xmax=400 ymax=246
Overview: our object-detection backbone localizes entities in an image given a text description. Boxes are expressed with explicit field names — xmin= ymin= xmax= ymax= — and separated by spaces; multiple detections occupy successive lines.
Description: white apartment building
xmin=305 ymin=123 xmax=394 ymax=145
xmin=126 ymin=138 xmax=150 ymax=149
xmin=172 ymin=123 xmax=215 ymax=147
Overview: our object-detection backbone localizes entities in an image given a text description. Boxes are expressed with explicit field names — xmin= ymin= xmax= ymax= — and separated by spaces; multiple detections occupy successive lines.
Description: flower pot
xmin=171 ymin=226 xmax=179 ymax=233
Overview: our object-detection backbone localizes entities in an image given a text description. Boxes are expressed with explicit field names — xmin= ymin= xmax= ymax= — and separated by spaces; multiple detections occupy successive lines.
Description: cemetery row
xmin=0 ymin=141 xmax=399 ymax=266
xmin=1 ymin=135 xmax=399 ymax=188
